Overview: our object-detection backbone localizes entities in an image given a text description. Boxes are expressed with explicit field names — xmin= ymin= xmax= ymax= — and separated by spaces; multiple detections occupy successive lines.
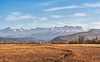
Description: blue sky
xmin=0 ymin=0 xmax=100 ymax=29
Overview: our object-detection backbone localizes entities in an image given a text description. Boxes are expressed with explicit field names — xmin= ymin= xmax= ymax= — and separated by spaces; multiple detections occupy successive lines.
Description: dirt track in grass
xmin=0 ymin=44 xmax=100 ymax=62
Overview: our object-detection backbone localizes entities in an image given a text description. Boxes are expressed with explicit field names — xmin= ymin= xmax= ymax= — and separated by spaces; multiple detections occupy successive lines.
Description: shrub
xmin=75 ymin=40 xmax=80 ymax=44
xmin=61 ymin=41 xmax=66 ymax=44
xmin=52 ymin=41 xmax=66 ymax=44
xmin=68 ymin=41 xmax=75 ymax=44
xmin=25 ymin=41 xmax=29 ymax=44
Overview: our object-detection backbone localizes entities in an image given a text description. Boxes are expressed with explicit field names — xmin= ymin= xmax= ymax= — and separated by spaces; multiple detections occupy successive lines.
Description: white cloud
xmin=91 ymin=22 xmax=100 ymax=25
xmin=92 ymin=26 xmax=100 ymax=29
xmin=74 ymin=13 xmax=87 ymax=16
xmin=10 ymin=12 xmax=21 ymax=15
xmin=86 ymin=9 xmax=100 ymax=14
xmin=75 ymin=18 xmax=90 ymax=22
xmin=43 ymin=2 xmax=100 ymax=12
xmin=83 ymin=2 xmax=100 ymax=7
xmin=50 ymin=15 xmax=62 ymax=18
xmin=6 ymin=12 xmax=48 ymax=21
xmin=73 ymin=23 xmax=87 ymax=27
xmin=44 ymin=5 xmax=80 ymax=11
xmin=40 ymin=17 xmax=47 ymax=20
xmin=94 ymin=9 xmax=100 ymax=13
xmin=68 ymin=13 xmax=87 ymax=17
xmin=91 ymin=22 xmax=100 ymax=28
xmin=88 ymin=22 xmax=100 ymax=29
xmin=6 ymin=12 xmax=36 ymax=21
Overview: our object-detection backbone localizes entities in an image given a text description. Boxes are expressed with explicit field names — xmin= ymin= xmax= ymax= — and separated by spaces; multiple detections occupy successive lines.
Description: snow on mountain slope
xmin=0 ymin=26 xmax=88 ymax=41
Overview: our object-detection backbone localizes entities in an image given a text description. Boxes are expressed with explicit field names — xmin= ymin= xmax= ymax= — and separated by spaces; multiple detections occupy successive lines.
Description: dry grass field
xmin=0 ymin=44 xmax=100 ymax=62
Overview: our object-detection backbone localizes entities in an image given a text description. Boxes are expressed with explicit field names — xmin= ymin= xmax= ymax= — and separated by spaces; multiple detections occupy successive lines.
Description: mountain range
xmin=0 ymin=37 xmax=44 ymax=43
xmin=51 ymin=29 xmax=100 ymax=42
xmin=0 ymin=37 xmax=19 ymax=43
xmin=0 ymin=26 xmax=87 ymax=41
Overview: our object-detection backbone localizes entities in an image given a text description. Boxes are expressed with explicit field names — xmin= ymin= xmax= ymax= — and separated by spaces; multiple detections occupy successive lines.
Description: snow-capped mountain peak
xmin=16 ymin=28 xmax=23 ymax=32
xmin=0 ymin=25 xmax=88 ymax=41
xmin=5 ymin=27 xmax=13 ymax=30
xmin=81 ymin=27 xmax=88 ymax=31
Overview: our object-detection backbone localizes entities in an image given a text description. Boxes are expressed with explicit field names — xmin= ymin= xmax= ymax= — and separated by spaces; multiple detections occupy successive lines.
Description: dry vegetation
xmin=0 ymin=44 xmax=100 ymax=62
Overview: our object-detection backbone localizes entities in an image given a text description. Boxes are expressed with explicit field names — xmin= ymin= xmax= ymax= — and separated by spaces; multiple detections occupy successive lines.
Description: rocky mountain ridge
xmin=51 ymin=29 xmax=100 ymax=42
xmin=0 ymin=25 xmax=87 ymax=41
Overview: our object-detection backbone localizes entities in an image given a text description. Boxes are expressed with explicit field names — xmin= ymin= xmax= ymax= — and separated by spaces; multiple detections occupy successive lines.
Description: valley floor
xmin=0 ymin=44 xmax=100 ymax=62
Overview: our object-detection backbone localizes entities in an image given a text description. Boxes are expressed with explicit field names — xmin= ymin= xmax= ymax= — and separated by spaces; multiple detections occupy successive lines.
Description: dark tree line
xmin=69 ymin=36 xmax=100 ymax=44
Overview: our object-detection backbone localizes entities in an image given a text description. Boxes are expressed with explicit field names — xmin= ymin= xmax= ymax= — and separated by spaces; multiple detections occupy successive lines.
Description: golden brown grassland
xmin=0 ymin=44 xmax=100 ymax=62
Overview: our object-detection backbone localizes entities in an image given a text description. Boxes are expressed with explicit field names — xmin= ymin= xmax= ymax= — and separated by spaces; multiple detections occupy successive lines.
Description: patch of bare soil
xmin=0 ymin=44 xmax=100 ymax=62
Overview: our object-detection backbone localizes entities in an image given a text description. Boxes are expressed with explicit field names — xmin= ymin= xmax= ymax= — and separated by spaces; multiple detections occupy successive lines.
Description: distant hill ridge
xmin=0 ymin=37 xmax=44 ymax=43
xmin=51 ymin=29 xmax=100 ymax=42
xmin=0 ymin=37 xmax=19 ymax=43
